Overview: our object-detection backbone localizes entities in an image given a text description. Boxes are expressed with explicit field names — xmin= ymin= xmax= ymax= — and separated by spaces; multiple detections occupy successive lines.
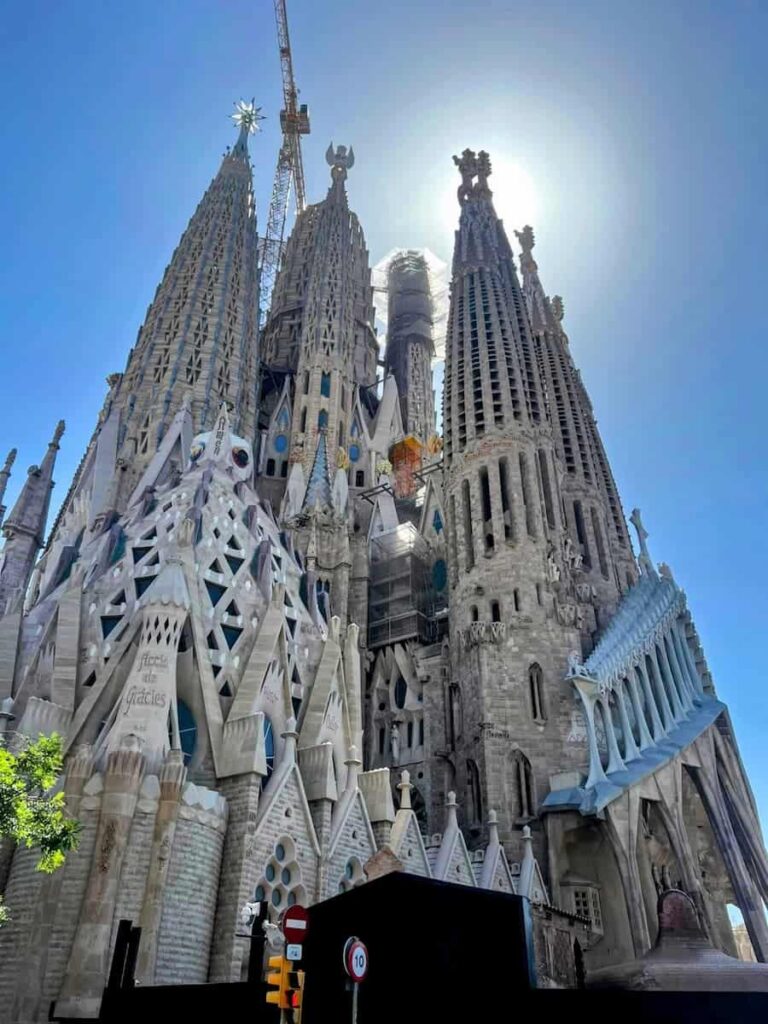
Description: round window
xmin=349 ymin=443 xmax=360 ymax=463
xmin=254 ymin=885 xmax=266 ymax=901
xmin=272 ymin=889 xmax=282 ymax=907
xmin=274 ymin=433 xmax=288 ymax=454
xmin=275 ymin=843 xmax=286 ymax=862
xmin=281 ymin=867 xmax=292 ymax=885
xmin=232 ymin=446 xmax=250 ymax=468
xmin=265 ymin=863 xmax=275 ymax=882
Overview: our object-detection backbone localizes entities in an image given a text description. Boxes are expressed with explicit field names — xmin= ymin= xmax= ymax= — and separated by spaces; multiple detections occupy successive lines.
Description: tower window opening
xmin=538 ymin=449 xmax=556 ymax=529
xmin=519 ymin=452 xmax=536 ymax=538
xmin=480 ymin=466 xmax=494 ymax=553
xmin=591 ymin=507 xmax=609 ymax=579
xmin=470 ymin=605 xmax=479 ymax=622
xmin=266 ymin=458 xmax=276 ymax=477
xmin=378 ymin=727 xmax=385 ymax=756
xmin=491 ymin=600 xmax=501 ymax=622
xmin=573 ymin=501 xmax=591 ymax=569
xmin=462 ymin=479 xmax=474 ymax=569
xmin=513 ymin=588 xmax=521 ymax=612
xmin=320 ymin=372 xmax=331 ymax=398
xmin=355 ymin=470 xmax=365 ymax=487
xmin=499 ymin=457 xmax=513 ymax=542
xmin=529 ymin=663 xmax=546 ymax=723
xmin=318 ymin=409 xmax=328 ymax=429
xmin=407 ymin=721 xmax=414 ymax=747
xmin=280 ymin=461 xmax=288 ymax=478
xmin=467 ymin=759 xmax=482 ymax=824
xmin=536 ymin=582 xmax=543 ymax=606
xmin=300 ymin=407 xmax=307 ymax=433
xmin=514 ymin=751 xmax=535 ymax=820
xmin=303 ymin=371 xmax=310 ymax=395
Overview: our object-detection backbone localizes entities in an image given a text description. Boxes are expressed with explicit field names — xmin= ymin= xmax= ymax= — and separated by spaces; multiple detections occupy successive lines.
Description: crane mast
xmin=260 ymin=0 xmax=309 ymax=322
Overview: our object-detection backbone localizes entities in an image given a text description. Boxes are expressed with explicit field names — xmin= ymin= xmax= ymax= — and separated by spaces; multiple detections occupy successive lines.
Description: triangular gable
xmin=434 ymin=793 xmax=476 ymax=887
xmin=389 ymin=812 xmax=431 ymax=878
xmin=367 ymin=488 xmax=398 ymax=542
xmin=328 ymin=786 xmax=377 ymax=865
xmin=518 ymin=827 xmax=549 ymax=904
xmin=418 ymin=473 xmax=446 ymax=544
xmin=127 ymin=402 xmax=193 ymax=508
xmin=252 ymin=758 xmax=321 ymax=867
xmin=369 ymin=375 xmax=404 ymax=454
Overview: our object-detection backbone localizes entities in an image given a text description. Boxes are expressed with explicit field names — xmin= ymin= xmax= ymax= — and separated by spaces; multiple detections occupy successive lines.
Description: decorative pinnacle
xmin=326 ymin=142 xmax=355 ymax=186
xmin=230 ymin=99 xmax=264 ymax=135
xmin=52 ymin=420 xmax=65 ymax=446
xmin=453 ymin=148 xmax=492 ymax=205
xmin=630 ymin=507 xmax=656 ymax=577
xmin=2 ymin=449 xmax=16 ymax=474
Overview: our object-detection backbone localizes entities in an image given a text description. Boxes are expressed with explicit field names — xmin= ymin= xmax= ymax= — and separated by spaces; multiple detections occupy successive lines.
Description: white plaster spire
xmin=397 ymin=769 xmax=413 ymax=810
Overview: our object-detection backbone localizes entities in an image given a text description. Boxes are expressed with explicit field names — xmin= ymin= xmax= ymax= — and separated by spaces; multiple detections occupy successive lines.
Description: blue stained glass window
xmin=177 ymin=699 xmax=198 ymax=766
xmin=349 ymin=444 xmax=360 ymax=463
xmin=318 ymin=409 xmax=329 ymax=429
xmin=281 ymin=867 xmax=291 ymax=885
xmin=274 ymin=433 xmax=288 ymax=453
xmin=320 ymin=372 xmax=331 ymax=397
xmin=432 ymin=558 xmax=448 ymax=592
xmin=432 ymin=509 xmax=444 ymax=534
xmin=276 ymin=843 xmax=286 ymax=861
xmin=272 ymin=889 xmax=282 ymax=907
xmin=278 ymin=407 xmax=290 ymax=427
xmin=263 ymin=716 xmax=275 ymax=786
xmin=254 ymin=885 xmax=266 ymax=901
xmin=266 ymin=863 xmax=276 ymax=882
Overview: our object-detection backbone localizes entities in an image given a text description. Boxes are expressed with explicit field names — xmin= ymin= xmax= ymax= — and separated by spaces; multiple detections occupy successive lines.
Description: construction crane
xmin=259 ymin=0 xmax=310 ymax=322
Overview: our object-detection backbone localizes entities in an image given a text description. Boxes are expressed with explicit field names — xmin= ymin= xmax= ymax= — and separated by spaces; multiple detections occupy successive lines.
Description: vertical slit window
xmin=499 ymin=457 xmax=513 ymax=542
xmin=538 ymin=449 xmax=556 ymax=529
xmin=573 ymin=500 xmax=591 ymax=569
xmin=491 ymin=600 xmax=501 ymax=622
xmin=479 ymin=467 xmax=494 ymax=553
xmin=519 ymin=451 xmax=536 ymax=538
xmin=462 ymin=479 xmax=474 ymax=570
xmin=591 ymin=508 xmax=609 ymax=579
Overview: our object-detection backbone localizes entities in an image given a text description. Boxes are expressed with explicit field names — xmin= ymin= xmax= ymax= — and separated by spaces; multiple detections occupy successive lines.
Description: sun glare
xmin=437 ymin=156 xmax=541 ymax=244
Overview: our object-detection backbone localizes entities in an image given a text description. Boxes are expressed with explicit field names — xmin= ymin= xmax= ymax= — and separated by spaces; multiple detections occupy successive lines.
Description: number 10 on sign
xmin=343 ymin=937 xmax=368 ymax=1024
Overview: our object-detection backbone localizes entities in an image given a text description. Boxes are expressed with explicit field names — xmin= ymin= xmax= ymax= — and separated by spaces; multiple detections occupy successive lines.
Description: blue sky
xmin=2 ymin=1 xmax=768 ymax=831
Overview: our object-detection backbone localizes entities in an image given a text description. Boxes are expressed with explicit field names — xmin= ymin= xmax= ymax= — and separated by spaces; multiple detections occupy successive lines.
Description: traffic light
xmin=265 ymin=955 xmax=290 ymax=1009
xmin=286 ymin=968 xmax=305 ymax=1021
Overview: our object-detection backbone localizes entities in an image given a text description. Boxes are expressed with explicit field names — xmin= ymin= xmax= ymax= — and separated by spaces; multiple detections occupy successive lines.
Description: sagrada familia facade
xmin=0 ymin=103 xmax=767 ymax=1019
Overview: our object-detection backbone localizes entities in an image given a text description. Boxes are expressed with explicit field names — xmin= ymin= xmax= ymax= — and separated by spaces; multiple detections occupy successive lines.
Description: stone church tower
xmin=1 ymin=100 xmax=768 ymax=1021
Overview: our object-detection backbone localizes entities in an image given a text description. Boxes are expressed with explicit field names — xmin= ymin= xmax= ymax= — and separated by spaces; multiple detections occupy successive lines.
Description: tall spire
xmin=0 ymin=421 xmax=64 ymax=613
xmin=0 ymin=448 xmax=17 ymax=529
xmin=103 ymin=102 xmax=261 ymax=511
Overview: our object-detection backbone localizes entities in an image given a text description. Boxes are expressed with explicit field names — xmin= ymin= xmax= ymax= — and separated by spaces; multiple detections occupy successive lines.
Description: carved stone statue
xmin=453 ymin=149 xmax=478 ymax=206
xmin=550 ymin=295 xmax=564 ymax=322
xmin=514 ymin=225 xmax=535 ymax=256
xmin=326 ymin=142 xmax=355 ymax=185
xmin=390 ymin=721 xmax=400 ymax=765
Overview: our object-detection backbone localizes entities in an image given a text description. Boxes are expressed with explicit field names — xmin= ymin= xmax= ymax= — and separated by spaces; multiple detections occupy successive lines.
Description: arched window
xmin=513 ymin=751 xmax=535 ymax=820
xmin=393 ymin=675 xmax=407 ymax=710
xmin=300 ymin=407 xmax=307 ymax=433
xmin=491 ymin=600 xmax=501 ymax=622
xmin=467 ymin=759 xmax=482 ymax=824
xmin=470 ymin=605 xmax=479 ymax=622
xmin=529 ymin=663 xmax=546 ymax=723
xmin=320 ymin=372 xmax=331 ymax=397
xmin=448 ymin=683 xmax=463 ymax=747
xmin=318 ymin=409 xmax=328 ymax=429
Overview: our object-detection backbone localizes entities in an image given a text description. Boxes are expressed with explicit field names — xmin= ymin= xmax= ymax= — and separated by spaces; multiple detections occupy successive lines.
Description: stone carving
xmin=390 ymin=721 xmax=400 ymax=765
xmin=326 ymin=142 xmax=355 ymax=184
xmin=459 ymin=621 xmax=507 ymax=649
xmin=514 ymin=225 xmax=535 ymax=255
xmin=550 ymin=295 xmax=565 ymax=322
xmin=452 ymin=148 xmax=492 ymax=204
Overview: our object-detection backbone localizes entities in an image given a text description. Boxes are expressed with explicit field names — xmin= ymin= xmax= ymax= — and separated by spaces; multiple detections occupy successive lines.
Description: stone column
xmin=11 ymin=744 xmax=94 ymax=1023
xmin=135 ymin=749 xmax=187 ymax=985
xmin=615 ymin=681 xmax=640 ymax=762
xmin=208 ymin=773 xmax=263 ymax=983
xmin=634 ymin=659 xmax=663 ymax=741
xmin=625 ymin=673 xmax=654 ymax=750
xmin=656 ymin=637 xmax=687 ymax=719
xmin=600 ymin=697 xmax=626 ymax=774
xmin=55 ymin=736 xmax=146 ymax=1019
xmin=672 ymin=621 xmax=703 ymax=698
xmin=664 ymin=629 xmax=694 ymax=709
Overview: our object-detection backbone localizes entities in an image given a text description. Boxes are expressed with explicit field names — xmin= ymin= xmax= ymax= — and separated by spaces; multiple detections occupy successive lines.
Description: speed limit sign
xmin=343 ymin=936 xmax=369 ymax=982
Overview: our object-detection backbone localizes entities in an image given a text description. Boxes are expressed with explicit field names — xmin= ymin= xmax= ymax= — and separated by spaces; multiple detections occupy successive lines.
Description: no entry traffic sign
xmin=343 ymin=937 xmax=369 ymax=983
xmin=282 ymin=905 xmax=309 ymax=945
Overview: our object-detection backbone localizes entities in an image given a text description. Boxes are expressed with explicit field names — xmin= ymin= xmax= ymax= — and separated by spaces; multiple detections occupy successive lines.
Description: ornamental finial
xmin=52 ymin=420 xmax=65 ymax=446
xmin=326 ymin=142 xmax=355 ymax=186
xmin=453 ymin=148 xmax=492 ymax=205
xmin=230 ymin=99 xmax=264 ymax=136
xmin=630 ymin=507 xmax=656 ymax=577
xmin=514 ymin=225 xmax=535 ymax=256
